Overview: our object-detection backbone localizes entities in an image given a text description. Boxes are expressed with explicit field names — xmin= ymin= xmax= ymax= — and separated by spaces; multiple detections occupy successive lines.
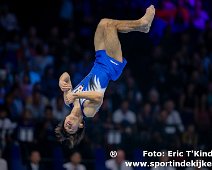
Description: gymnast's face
xmin=64 ymin=114 xmax=80 ymax=134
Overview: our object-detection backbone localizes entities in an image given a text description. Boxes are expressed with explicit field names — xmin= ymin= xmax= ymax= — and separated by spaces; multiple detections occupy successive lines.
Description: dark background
xmin=0 ymin=0 xmax=212 ymax=170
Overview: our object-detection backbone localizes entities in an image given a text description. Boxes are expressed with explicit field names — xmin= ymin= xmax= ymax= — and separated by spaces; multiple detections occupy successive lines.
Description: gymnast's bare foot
xmin=138 ymin=5 xmax=155 ymax=33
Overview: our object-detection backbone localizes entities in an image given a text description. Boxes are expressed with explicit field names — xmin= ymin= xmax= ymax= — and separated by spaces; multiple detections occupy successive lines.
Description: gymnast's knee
xmin=98 ymin=18 xmax=114 ymax=28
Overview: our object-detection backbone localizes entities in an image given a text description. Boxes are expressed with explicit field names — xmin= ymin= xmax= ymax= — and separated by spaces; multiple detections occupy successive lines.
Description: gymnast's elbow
xmin=84 ymin=112 xmax=96 ymax=118
xmin=85 ymin=113 xmax=95 ymax=118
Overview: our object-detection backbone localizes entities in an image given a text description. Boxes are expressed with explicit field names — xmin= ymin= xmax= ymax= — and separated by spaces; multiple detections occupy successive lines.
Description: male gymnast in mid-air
xmin=55 ymin=5 xmax=155 ymax=148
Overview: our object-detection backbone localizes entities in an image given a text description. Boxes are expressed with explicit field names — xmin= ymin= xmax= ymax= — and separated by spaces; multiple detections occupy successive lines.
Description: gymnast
xmin=55 ymin=5 xmax=155 ymax=148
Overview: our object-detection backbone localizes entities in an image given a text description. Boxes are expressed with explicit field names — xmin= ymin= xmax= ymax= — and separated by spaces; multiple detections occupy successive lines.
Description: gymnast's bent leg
xmin=94 ymin=5 xmax=155 ymax=62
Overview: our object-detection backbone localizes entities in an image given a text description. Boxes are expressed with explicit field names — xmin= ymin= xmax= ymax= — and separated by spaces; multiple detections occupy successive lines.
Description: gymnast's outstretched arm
xmin=73 ymin=91 xmax=103 ymax=103
xmin=65 ymin=91 xmax=103 ymax=105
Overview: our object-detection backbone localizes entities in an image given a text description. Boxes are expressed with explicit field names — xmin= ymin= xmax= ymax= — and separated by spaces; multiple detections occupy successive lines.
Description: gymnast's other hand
xmin=65 ymin=91 xmax=76 ymax=104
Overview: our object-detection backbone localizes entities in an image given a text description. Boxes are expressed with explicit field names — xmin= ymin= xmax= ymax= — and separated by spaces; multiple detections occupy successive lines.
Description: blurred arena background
xmin=0 ymin=0 xmax=212 ymax=170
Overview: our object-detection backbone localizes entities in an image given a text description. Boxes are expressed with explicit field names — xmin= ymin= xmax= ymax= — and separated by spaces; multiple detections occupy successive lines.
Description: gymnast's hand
xmin=59 ymin=80 xmax=72 ymax=92
xmin=59 ymin=72 xmax=72 ymax=92
xmin=64 ymin=91 xmax=76 ymax=104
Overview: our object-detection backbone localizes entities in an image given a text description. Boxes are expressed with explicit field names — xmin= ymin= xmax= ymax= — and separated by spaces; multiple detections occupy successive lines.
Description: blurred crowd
xmin=0 ymin=0 xmax=212 ymax=170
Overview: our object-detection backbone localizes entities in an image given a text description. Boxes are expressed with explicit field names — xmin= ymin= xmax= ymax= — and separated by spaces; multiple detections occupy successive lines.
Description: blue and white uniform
xmin=71 ymin=50 xmax=127 ymax=116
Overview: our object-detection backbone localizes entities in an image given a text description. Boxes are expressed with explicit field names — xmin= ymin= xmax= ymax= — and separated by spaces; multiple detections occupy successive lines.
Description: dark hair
xmin=55 ymin=120 xmax=85 ymax=149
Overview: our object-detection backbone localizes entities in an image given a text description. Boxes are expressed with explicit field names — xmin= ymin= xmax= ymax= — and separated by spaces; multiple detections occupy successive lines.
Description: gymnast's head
xmin=55 ymin=110 xmax=85 ymax=148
